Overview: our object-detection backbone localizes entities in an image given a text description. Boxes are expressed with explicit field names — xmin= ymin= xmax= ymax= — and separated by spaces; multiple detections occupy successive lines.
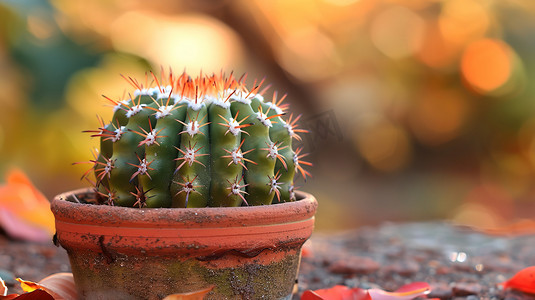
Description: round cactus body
xmin=85 ymin=72 xmax=310 ymax=208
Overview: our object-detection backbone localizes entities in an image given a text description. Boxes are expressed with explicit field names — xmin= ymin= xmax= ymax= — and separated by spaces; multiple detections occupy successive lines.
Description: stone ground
xmin=297 ymin=222 xmax=535 ymax=299
xmin=1 ymin=222 xmax=535 ymax=299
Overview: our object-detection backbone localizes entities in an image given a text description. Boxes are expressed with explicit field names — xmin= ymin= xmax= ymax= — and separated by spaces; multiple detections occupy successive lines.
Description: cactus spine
xmin=85 ymin=71 xmax=310 ymax=208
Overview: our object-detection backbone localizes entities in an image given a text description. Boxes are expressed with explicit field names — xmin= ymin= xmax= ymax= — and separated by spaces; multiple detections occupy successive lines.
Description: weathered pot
xmin=51 ymin=188 xmax=317 ymax=300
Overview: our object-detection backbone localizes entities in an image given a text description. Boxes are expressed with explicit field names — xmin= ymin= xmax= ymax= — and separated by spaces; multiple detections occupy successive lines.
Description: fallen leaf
xmin=162 ymin=285 xmax=215 ymax=300
xmin=0 ymin=169 xmax=55 ymax=242
xmin=502 ymin=266 xmax=535 ymax=294
xmin=1 ymin=277 xmax=7 ymax=296
xmin=4 ymin=290 xmax=53 ymax=300
xmin=36 ymin=273 xmax=76 ymax=300
xmin=368 ymin=282 xmax=431 ymax=300
xmin=301 ymin=282 xmax=431 ymax=300
xmin=0 ymin=211 xmax=51 ymax=243
xmin=302 ymin=246 xmax=313 ymax=258
xmin=301 ymin=285 xmax=371 ymax=300
xmin=0 ymin=273 xmax=76 ymax=300
xmin=0 ymin=276 xmax=19 ymax=300
xmin=17 ymin=273 xmax=76 ymax=300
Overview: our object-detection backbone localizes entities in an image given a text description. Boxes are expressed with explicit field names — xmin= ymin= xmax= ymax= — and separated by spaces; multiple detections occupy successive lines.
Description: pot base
xmin=68 ymin=248 xmax=300 ymax=299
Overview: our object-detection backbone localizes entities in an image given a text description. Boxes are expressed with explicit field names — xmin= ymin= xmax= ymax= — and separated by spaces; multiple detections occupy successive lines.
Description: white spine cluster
xmin=173 ymin=95 xmax=191 ymax=105
xmin=156 ymin=85 xmax=173 ymax=100
xmin=230 ymin=182 xmax=242 ymax=195
xmin=230 ymin=148 xmax=243 ymax=165
xmin=112 ymin=126 xmax=126 ymax=142
xmin=184 ymin=148 xmax=196 ymax=166
xmin=182 ymin=181 xmax=195 ymax=194
xmin=188 ymin=101 xmax=205 ymax=111
xmin=283 ymin=122 xmax=294 ymax=137
xmin=137 ymin=159 xmax=148 ymax=175
xmin=265 ymin=101 xmax=284 ymax=115
xmin=104 ymin=160 xmax=113 ymax=176
xmin=155 ymin=105 xmax=173 ymax=119
xmin=185 ymin=121 xmax=200 ymax=136
xmin=126 ymin=104 xmax=146 ymax=118
xmin=143 ymin=130 xmax=157 ymax=146
xmin=229 ymin=89 xmax=252 ymax=105
xmin=256 ymin=111 xmax=272 ymax=127
xmin=113 ymin=99 xmax=131 ymax=113
xmin=293 ymin=153 xmax=300 ymax=172
xmin=268 ymin=177 xmax=281 ymax=195
xmin=227 ymin=118 xmax=241 ymax=136
xmin=134 ymin=87 xmax=159 ymax=97
xmin=266 ymin=142 xmax=279 ymax=160
xmin=209 ymin=95 xmax=230 ymax=109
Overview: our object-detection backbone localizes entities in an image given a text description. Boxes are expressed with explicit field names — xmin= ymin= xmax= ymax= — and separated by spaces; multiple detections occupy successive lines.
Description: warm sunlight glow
xmin=110 ymin=11 xmax=243 ymax=74
xmin=323 ymin=0 xmax=361 ymax=6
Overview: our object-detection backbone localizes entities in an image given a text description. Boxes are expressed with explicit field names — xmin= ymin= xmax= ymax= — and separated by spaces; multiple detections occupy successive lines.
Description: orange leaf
xmin=502 ymin=266 xmax=535 ymax=294
xmin=0 ymin=169 xmax=55 ymax=240
xmin=162 ymin=285 xmax=215 ymax=300
xmin=301 ymin=285 xmax=372 ymax=300
xmin=17 ymin=278 xmax=42 ymax=294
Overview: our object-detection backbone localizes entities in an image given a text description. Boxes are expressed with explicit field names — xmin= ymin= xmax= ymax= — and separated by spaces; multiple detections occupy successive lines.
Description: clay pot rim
xmin=52 ymin=188 xmax=317 ymax=228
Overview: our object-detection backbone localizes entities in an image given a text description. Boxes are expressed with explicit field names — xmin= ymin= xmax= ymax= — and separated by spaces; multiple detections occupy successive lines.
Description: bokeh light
xmin=354 ymin=115 xmax=412 ymax=172
xmin=461 ymin=39 xmax=515 ymax=94
xmin=370 ymin=5 xmax=425 ymax=59
xmin=417 ymin=22 xmax=459 ymax=69
xmin=439 ymin=0 xmax=490 ymax=46
xmin=409 ymin=87 xmax=469 ymax=146
xmin=276 ymin=26 xmax=341 ymax=81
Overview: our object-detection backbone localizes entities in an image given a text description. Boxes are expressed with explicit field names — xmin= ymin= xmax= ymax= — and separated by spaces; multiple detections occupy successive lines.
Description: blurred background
xmin=1 ymin=0 xmax=535 ymax=232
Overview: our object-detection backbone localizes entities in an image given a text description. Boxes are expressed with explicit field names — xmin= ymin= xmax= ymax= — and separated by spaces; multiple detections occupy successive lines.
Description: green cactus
xmin=84 ymin=71 xmax=311 ymax=208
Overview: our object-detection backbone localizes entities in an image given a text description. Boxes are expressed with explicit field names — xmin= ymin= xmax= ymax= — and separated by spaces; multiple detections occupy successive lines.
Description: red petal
xmin=11 ymin=290 xmax=54 ymax=300
xmin=502 ymin=266 xmax=535 ymax=294
xmin=301 ymin=285 xmax=371 ymax=300
xmin=0 ymin=290 xmax=54 ymax=300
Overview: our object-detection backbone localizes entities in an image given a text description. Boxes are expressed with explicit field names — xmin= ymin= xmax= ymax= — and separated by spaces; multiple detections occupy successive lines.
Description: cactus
xmin=83 ymin=71 xmax=311 ymax=208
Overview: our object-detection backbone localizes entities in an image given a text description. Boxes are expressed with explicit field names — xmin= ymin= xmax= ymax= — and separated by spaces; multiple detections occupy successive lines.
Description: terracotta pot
xmin=51 ymin=188 xmax=317 ymax=300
